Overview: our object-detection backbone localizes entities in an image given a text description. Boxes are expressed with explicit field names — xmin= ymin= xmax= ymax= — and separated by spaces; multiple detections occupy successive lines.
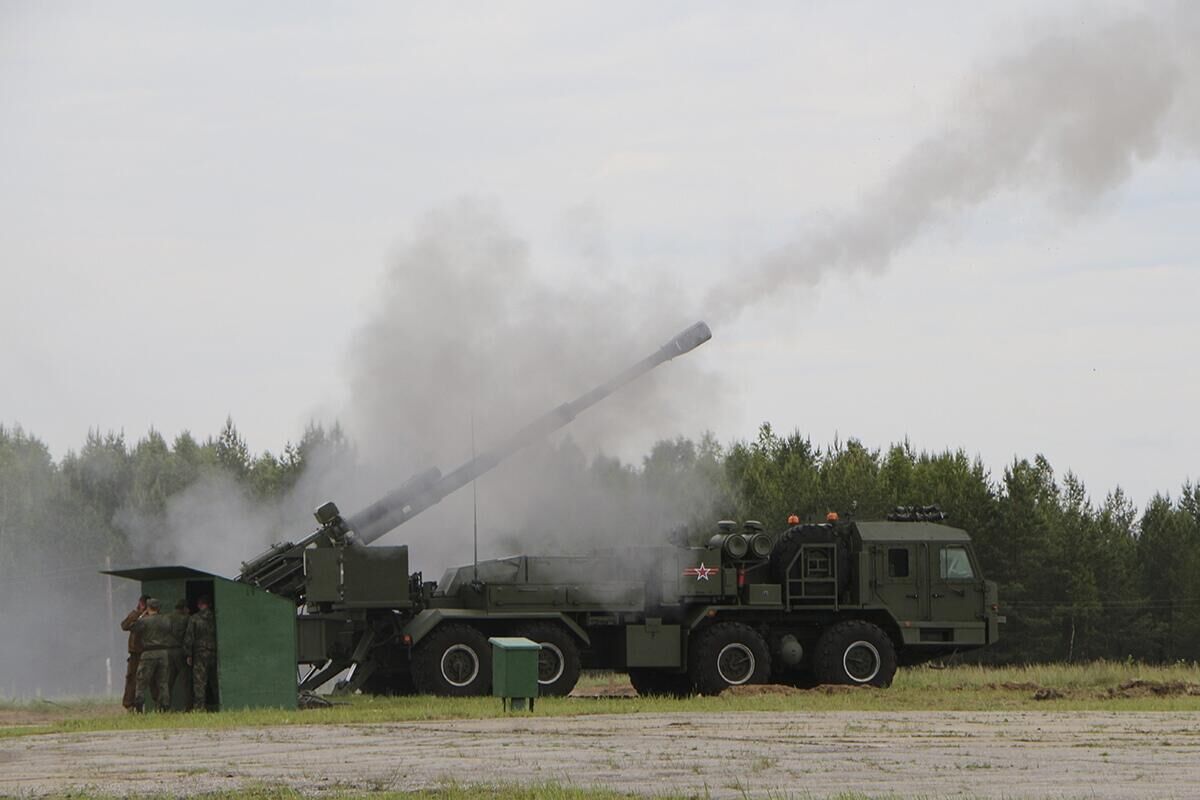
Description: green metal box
xmin=105 ymin=566 xmax=297 ymax=710
xmin=488 ymin=636 xmax=541 ymax=707
xmin=625 ymin=620 xmax=682 ymax=667
xmin=304 ymin=546 xmax=411 ymax=608
xmin=746 ymin=583 xmax=782 ymax=605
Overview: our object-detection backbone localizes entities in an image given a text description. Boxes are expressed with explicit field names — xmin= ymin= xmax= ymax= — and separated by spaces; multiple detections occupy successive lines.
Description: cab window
xmin=887 ymin=548 xmax=910 ymax=578
xmin=939 ymin=545 xmax=974 ymax=580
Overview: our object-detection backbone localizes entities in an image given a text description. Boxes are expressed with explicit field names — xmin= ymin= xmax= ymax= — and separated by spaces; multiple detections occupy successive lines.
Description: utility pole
xmin=106 ymin=554 xmax=115 ymax=697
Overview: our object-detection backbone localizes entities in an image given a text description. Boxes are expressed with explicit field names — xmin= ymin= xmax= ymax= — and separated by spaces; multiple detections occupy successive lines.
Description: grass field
xmin=8 ymin=666 xmax=1197 ymax=800
xmin=2 ymin=660 xmax=1198 ymax=740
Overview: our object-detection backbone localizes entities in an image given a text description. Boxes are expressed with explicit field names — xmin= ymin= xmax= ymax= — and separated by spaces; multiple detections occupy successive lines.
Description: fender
xmin=402 ymin=608 xmax=592 ymax=647
xmin=682 ymin=605 xmax=722 ymax=631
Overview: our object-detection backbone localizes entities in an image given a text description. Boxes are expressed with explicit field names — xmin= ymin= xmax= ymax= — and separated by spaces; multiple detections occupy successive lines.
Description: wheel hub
xmin=441 ymin=643 xmax=480 ymax=687
xmin=842 ymin=640 xmax=881 ymax=683
xmin=715 ymin=642 xmax=755 ymax=685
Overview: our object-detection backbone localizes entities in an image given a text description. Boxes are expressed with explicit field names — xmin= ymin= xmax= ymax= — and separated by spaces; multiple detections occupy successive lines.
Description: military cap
xmin=146 ymin=597 xmax=161 ymax=610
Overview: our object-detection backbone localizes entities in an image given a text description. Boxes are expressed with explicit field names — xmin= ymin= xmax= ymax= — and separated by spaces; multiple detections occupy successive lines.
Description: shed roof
xmin=102 ymin=565 xmax=232 ymax=582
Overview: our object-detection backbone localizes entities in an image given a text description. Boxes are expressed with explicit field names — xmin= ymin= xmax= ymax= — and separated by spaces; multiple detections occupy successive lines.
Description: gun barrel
xmin=346 ymin=321 xmax=712 ymax=544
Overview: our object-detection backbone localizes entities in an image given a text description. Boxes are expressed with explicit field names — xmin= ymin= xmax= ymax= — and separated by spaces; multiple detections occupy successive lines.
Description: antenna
xmin=471 ymin=404 xmax=479 ymax=585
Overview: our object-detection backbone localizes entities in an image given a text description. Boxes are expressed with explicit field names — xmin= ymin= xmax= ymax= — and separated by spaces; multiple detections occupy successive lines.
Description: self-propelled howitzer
xmin=235 ymin=321 xmax=713 ymax=602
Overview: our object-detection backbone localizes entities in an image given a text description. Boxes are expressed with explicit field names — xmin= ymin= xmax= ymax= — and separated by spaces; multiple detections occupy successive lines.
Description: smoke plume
xmin=336 ymin=199 xmax=723 ymax=573
xmin=708 ymin=6 xmax=1200 ymax=319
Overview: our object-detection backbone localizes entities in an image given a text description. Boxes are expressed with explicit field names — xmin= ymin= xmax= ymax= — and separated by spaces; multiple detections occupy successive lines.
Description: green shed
xmin=105 ymin=566 xmax=297 ymax=711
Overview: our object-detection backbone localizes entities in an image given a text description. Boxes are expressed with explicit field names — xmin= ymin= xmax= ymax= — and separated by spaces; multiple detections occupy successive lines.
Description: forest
xmin=1 ymin=417 xmax=1198 ymax=695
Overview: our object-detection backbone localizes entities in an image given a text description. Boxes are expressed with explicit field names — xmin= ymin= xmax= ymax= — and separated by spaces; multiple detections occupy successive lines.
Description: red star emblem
xmin=683 ymin=562 xmax=719 ymax=581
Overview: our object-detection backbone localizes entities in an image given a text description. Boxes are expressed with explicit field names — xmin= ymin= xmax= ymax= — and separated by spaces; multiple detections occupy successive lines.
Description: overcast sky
xmin=2 ymin=1 xmax=1196 ymax=508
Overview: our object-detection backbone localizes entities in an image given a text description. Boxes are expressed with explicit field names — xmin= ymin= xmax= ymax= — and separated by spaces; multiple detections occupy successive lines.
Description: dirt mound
xmin=813 ymin=683 xmax=874 ymax=694
xmin=576 ymin=681 xmax=877 ymax=698
xmin=722 ymin=683 xmax=874 ymax=697
xmin=722 ymin=683 xmax=805 ymax=697
xmin=569 ymin=685 xmax=638 ymax=698
xmin=978 ymin=678 xmax=1200 ymax=701
xmin=1105 ymin=679 xmax=1200 ymax=699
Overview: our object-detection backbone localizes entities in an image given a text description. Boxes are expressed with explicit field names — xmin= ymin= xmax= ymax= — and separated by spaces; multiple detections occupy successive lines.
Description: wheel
xmin=410 ymin=623 xmax=492 ymax=696
xmin=687 ymin=622 xmax=771 ymax=696
xmin=515 ymin=622 xmax=582 ymax=697
xmin=812 ymin=620 xmax=897 ymax=687
xmin=628 ymin=668 xmax=693 ymax=698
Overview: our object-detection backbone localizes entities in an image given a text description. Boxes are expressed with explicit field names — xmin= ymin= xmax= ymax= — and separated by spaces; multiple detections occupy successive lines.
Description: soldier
xmin=129 ymin=598 xmax=174 ymax=712
xmin=167 ymin=599 xmax=191 ymax=710
xmin=119 ymin=595 xmax=150 ymax=712
xmin=184 ymin=595 xmax=217 ymax=711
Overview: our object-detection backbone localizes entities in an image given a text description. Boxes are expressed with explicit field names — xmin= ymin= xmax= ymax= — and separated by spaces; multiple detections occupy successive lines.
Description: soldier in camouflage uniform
xmin=185 ymin=595 xmax=217 ymax=711
xmin=119 ymin=595 xmax=150 ymax=711
xmin=167 ymin=599 xmax=191 ymax=710
xmin=129 ymin=598 xmax=173 ymax=712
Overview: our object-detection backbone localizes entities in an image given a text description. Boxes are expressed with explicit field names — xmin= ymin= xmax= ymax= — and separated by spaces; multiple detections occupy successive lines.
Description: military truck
xmin=369 ymin=509 xmax=1000 ymax=697
xmin=237 ymin=321 xmax=1001 ymax=697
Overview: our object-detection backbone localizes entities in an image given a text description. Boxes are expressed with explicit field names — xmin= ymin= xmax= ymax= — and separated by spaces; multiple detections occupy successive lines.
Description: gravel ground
xmin=3 ymin=710 xmax=1199 ymax=798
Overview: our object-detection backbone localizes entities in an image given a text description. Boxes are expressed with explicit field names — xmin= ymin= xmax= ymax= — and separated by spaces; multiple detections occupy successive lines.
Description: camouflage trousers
xmin=135 ymin=649 xmax=170 ymax=712
xmin=168 ymin=648 xmax=191 ymax=711
xmin=192 ymin=649 xmax=217 ymax=710
xmin=123 ymin=653 xmax=140 ymax=709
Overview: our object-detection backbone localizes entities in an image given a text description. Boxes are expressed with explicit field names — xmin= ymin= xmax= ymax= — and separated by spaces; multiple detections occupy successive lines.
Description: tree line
xmin=1 ymin=419 xmax=1197 ymax=673
xmin=657 ymin=424 xmax=1199 ymax=664
xmin=0 ymin=418 xmax=347 ymax=580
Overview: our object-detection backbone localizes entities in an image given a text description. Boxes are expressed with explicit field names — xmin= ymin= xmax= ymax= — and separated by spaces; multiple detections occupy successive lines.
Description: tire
xmin=687 ymin=622 xmax=771 ymax=696
xmin=812 ymin=620 xmax=897 ymax=687
xmin=515 ymin=622 xmax=582 ymax=697
xmin=410 ymin=623 xmax=492 ymax=696
xmin=628 ymin=668 xmax=693 ymax=698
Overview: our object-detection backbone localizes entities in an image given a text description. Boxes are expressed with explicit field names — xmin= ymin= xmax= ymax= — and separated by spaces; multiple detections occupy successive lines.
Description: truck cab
xmin=858 ymin=521 xmax=1001 ymax=660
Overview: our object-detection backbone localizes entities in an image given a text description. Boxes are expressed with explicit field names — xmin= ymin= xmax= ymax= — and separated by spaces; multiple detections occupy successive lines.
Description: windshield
xmin=940 ymin=546 xmax=975 ymax=580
